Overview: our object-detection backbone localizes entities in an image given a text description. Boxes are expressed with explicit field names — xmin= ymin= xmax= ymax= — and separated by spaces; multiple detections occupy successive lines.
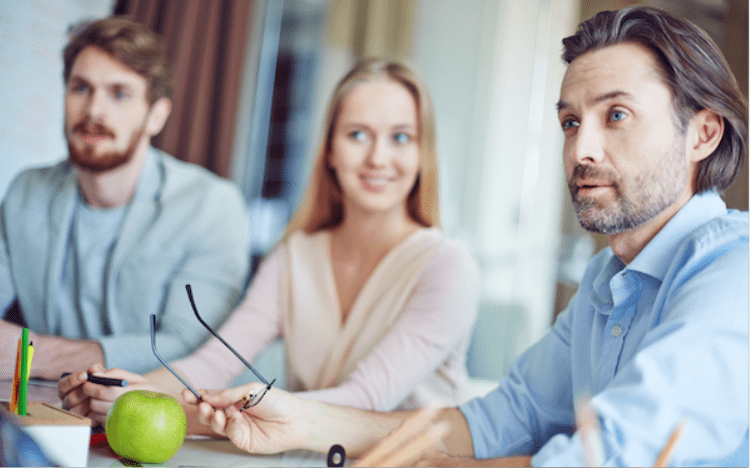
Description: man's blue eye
xmin=393 ymin=133 xmax=410 ymax=144
xmin=114 ymin=91 xmax=130 ymax=101
xmin=561 ymin=119 xmax=579 ymax=130
xmin=611 ymin=110 xmax=626 ymax=121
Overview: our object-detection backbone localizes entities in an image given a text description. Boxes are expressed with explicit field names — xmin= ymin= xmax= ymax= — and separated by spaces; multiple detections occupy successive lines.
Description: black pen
xmin=61 ymin=372 xmax=129 ymax=387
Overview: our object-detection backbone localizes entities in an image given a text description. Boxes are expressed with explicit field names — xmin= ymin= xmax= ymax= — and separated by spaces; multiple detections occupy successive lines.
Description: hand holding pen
xmin=58 ymin=364 xmax=152 ymax=427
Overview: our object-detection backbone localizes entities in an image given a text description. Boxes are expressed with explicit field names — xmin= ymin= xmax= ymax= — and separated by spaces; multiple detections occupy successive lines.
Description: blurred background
xmin=1 ymin=0 xmax=747 ymax=385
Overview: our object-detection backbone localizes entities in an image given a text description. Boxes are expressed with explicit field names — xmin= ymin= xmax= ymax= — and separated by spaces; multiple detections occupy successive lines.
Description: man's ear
xmin=146 ymin=97 xmax=172 ymax=136
xmin=687 ymin=108 xmax=724 ymax=163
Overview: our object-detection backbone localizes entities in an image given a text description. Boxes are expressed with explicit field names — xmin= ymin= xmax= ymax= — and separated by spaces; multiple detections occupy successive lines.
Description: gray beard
xmin=569 ymin=140 xmax=688 ymax=234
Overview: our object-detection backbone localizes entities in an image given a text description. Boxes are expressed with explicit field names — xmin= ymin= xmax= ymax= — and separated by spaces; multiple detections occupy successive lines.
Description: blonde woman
xmin=59 ymin=59 xmax=479 ymax=433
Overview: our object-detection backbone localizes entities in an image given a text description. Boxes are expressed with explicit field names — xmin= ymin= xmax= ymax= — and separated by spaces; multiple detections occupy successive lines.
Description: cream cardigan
xmin=172 ymin=227 xmax=479 ymax=410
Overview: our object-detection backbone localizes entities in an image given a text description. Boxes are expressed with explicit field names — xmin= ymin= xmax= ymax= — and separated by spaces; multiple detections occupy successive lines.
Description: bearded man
xmin=0 ymin=17 xmax=249 ymax=380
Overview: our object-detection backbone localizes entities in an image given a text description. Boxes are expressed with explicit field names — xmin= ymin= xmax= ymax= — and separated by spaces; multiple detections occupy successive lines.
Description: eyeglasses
xmin=151 ymin=314 xmax=201 ymax=399
xmin=150 ymin=284 xmax=276 ymax=409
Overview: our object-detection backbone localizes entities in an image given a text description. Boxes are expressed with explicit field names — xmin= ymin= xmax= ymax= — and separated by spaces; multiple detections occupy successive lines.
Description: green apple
xmin=105 ymin=390 xmax=187 ymax=464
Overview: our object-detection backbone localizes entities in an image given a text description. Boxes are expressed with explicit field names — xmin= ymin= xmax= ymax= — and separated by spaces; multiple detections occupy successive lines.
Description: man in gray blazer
xmin=0 ymin=17 xmax=249 ymax=379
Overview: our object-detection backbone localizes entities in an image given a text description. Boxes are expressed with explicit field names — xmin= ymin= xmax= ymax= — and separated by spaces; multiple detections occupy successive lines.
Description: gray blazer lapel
xmin=44 ymin=165 xmax=78 ymax=333
xmin=104 ymin=148 xmax=164 ymax=332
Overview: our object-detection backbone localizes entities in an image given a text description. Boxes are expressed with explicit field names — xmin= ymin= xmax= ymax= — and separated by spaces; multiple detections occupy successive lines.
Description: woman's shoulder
xmin=409 ymin=229 xmax=480 ymax=319
xmin=418 ymin=227 xmax=475 ymax=260
xmin=414 ymin=228 xmax=480 ymax=281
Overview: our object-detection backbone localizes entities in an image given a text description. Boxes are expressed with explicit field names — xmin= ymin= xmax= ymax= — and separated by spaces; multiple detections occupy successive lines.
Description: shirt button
xmin=611 ymin=325 xmax=623 ymax=337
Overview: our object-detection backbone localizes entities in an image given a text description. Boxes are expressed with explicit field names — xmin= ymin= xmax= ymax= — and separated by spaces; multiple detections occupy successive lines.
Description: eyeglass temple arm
xmin=150 ymin=314 xmax=202 ymax=400
xmin=185 ymin=284 xmax=270 ymax=385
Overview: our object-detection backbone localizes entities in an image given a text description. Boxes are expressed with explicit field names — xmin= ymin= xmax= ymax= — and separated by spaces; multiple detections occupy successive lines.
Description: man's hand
xmin=58 ymin=364 xmax=156 ymax=427
xmin=33 ymin=333 xmax=105 ymax=380
xmin=0 ymin=320 xmax=24 ymax=379
xmin=186 ymin=384 xmax=472 ymax=460
xmin=0 ymin=320 xmax=105 ymax=380
xmin=186 ymin=383 xmax=310 ymax=454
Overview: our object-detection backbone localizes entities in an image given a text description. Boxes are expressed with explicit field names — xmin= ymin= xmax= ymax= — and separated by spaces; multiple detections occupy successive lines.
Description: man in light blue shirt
xmin=0 ymin=18 xmax=249 ymax=380
xmin=178 ymin=6 xmax=748 ymax=467
xmin=456 ymin=6 xmax=749 ymax=466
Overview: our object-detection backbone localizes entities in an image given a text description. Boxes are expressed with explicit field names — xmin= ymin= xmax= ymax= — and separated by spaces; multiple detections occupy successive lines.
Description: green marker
xmin=18 ymin=328 xmax=29 ymax=416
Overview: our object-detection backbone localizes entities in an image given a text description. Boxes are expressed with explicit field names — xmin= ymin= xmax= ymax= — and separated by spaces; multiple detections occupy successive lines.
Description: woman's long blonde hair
xmin=282 ymin=59 xmax=440 ymax=241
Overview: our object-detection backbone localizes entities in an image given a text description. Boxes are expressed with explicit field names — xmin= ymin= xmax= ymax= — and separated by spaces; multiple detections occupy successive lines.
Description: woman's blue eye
xmin=350 ymin=130 xmax=367 ymax=141
xmin=611 ymin=110 xmax=627 ymax=122
xmin=393 ymin=132 xmax=410 ymax=144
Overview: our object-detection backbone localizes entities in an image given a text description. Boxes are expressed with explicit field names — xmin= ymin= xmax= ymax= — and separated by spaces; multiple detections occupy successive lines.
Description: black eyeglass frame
xmin=148 ymin=284 xmax=276 ymax=409
xmin=151 ymin=314 xmax=202 ymax=400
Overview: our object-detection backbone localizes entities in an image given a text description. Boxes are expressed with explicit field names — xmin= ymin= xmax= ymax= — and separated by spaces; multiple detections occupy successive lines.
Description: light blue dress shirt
xmin=460 ymin=191 xmax=748 ymax=466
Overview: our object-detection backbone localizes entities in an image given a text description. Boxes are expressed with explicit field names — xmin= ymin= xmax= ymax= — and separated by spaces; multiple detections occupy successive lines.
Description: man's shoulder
xmin=3 ymin=160 xmax=72 ymax=205
xmin=10 ymin=159 xmax=71 ymax=185
xmin=156 ymin=149 xmax=235 ymax=190
xmin=151 ymin=149 xmax=244 ymax=205
xmin=683 ymin=209 xmax=748 ymax=253
xmin=661 ymin=210 xmax=748 ymax=289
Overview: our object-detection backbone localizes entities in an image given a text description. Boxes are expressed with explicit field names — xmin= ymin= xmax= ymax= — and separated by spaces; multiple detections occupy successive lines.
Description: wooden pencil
xmin=653 ymin=419 xmax=686 ymax=467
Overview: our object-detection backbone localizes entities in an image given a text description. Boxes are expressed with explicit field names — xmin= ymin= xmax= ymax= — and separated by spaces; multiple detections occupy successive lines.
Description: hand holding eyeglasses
xmin=62 ymin=283 xmax=277 ymax=430
xmin=184 ymin=383 xmax=312 ymax=455
xmin=150 ymin=285 xmax=275 ymax=409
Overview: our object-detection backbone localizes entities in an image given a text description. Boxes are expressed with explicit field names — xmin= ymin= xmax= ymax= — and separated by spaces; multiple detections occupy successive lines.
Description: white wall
xmin=0 ymin=0 xmax=114 ymax=199
xmin=412 ymin=0 xmax=578 ymax=376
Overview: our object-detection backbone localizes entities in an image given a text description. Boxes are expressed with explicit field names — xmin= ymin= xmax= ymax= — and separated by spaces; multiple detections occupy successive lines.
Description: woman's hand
xmin=184 ymin=382 xmax=311 ymax=454
xmin=58 ymin=363 xmax=159 ymax=427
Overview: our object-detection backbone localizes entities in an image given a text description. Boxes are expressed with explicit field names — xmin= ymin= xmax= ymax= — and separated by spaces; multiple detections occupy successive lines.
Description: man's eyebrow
xmin=591 ymin=90 xmax=633 ymax=105
xmin=68 ymin=75 xmax=90 ymax=85
xmin=556 ymin=90 xmax=634 ymax=112
xmin=110 ymin=82 xmax=136 ymax=91
xmin=68 ymin=75 xmax=138 ymax=90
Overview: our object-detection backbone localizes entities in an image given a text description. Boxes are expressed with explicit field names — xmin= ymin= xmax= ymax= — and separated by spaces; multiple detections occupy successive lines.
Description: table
xmin=88 ymin=438 xmax=329 ymax=467
xmin=2 ymin=379 xmax=329 ymax=467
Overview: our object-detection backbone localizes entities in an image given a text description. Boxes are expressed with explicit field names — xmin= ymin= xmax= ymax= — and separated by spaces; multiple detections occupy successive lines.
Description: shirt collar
xmin=589 ymin=192 xmax=727 ymax=311
xmin=626 ymin=191 xmax=727 ymax=280
xmin=590 ymin=253 xmax=625 ymax=311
